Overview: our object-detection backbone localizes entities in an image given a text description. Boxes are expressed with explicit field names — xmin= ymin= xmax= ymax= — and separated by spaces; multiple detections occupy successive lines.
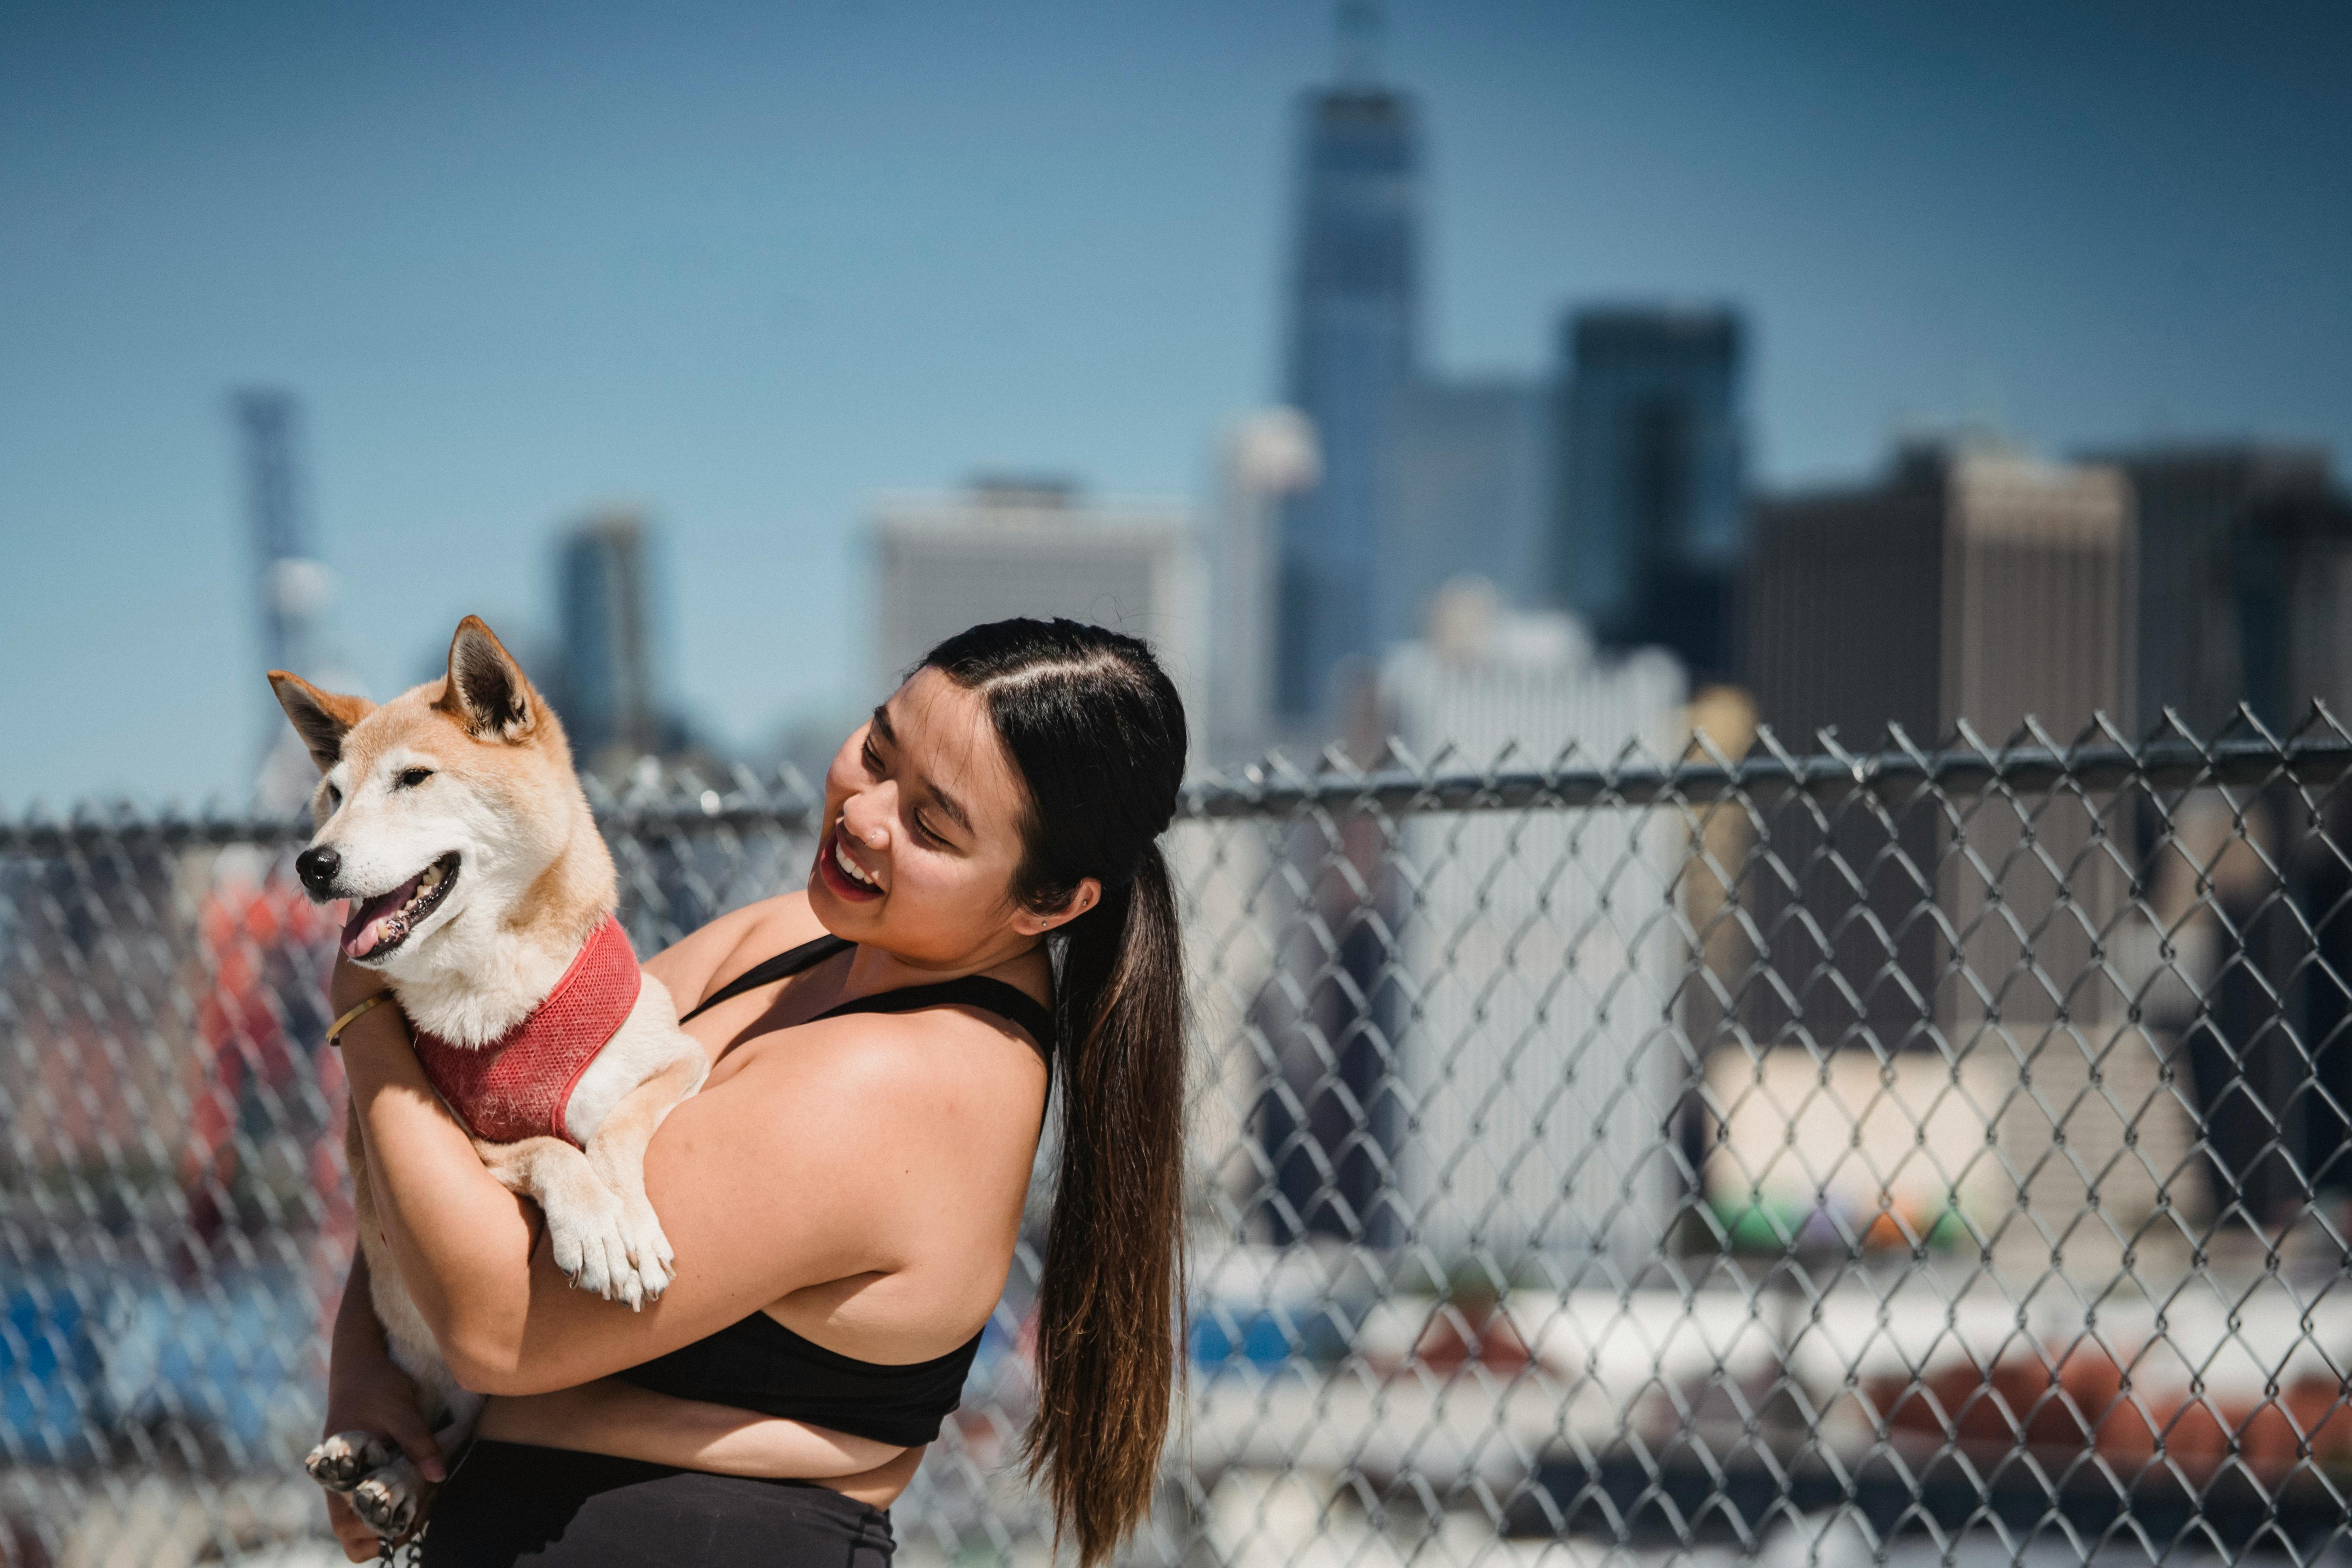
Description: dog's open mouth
xmin=341 ymin=853 xmax=461 ymax=961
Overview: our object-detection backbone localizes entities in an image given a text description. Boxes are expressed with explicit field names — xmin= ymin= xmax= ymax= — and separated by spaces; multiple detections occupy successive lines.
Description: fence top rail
xmin=1181 ymin=729 xmax=2352 ymax=819
xmin=7 ymin=723 xmax=2350 ymax=853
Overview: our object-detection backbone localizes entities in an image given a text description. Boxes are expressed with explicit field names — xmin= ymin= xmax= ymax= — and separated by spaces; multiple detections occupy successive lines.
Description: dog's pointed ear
xmin=436 ymin=616 xmax=538 ymax=742
xmin=269 ymin=673 xmax=375 ymax=774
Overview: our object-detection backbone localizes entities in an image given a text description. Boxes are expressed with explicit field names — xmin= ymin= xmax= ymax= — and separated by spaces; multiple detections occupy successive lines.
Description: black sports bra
xmin=616 ymin=935 xmax=1054 ymax=1447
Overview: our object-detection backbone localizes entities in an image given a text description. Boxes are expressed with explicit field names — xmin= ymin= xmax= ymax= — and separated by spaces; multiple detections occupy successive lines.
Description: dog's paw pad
xmin=305 ymin=1430 xmax=394 ymax=1492
xmin=353 ymin=1474 xmax=422 ymax=1539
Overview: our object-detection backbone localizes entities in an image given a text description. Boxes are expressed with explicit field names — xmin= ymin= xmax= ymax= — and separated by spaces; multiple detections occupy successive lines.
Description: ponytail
xmin=1027 ymin=844 xmax=1187 ymax=1564
xmin=917 ymin=616 xmax=1191 ymax=1565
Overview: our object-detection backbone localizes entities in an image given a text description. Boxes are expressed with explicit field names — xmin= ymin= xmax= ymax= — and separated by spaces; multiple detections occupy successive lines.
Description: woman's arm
xmin=331 ymin=958 xmax=1029 ymax=1397
xmin=321 ymin=1250 xmax=448 ymax=1559
xmin=325 ymin=1251 xmax=447 ymax=1480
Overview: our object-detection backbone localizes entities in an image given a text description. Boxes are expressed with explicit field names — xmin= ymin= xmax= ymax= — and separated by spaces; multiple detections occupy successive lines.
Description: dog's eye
xmin=325 ymin=784 xmax=343 ymax=809
xmin=396 ymin=768 xmax=434 ymax=789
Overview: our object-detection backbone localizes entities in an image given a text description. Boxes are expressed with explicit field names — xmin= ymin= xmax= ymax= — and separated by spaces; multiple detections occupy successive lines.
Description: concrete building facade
xmin=872 ymin=478 xmax=1202 ymax=716
xmin=2085 ymin=444 xmax=2333 ymax=736
xmin=1742 ymin=444 xmax=2166 ymax=1269
xmin=1375 ymin=580 xmax=1689 ymax=1266
xmin=1749 ymin=443 xmax=2134 ymax=751
xmin=1209 ymin=411 xmax=1321 ymax=767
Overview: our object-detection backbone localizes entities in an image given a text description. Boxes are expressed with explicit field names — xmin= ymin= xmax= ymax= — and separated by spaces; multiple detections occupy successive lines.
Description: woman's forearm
xmin=336 ymin=996 xmax=541 ymax=1377
xmin=327 ymin=1250 xmax=388 ymax=1408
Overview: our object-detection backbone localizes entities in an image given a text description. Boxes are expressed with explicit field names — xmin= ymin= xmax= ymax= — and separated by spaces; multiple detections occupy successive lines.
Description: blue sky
xmin=4 ymin=0 xmax=2347 ymax=805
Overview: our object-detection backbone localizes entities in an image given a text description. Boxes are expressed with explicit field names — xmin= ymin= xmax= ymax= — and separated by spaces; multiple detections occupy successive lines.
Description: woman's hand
xmin=322 ymin=1252 xmax=446 ymax=1559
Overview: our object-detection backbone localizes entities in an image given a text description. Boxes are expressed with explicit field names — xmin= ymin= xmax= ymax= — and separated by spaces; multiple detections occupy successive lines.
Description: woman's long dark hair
xmin=921 ymin=618 xmax=1188 ymax=1566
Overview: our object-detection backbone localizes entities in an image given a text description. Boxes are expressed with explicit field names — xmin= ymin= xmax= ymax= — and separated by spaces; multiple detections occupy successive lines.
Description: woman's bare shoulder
xmin=708 ymin=1004 xmax=1047 ymax=1216
xmin=710 ymin=988 xmax=1047 ymax=1152
xmin=643 ymin=892 xmax=826 ymax=1011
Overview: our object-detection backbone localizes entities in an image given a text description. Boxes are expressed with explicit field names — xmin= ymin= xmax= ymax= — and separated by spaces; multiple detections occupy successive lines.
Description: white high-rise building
xmin=1378 ymin=578 xmax=1690 ymax=1270
xmin=870 ymin=477 xmax=1203 ymax=715
xmin=1207 ymin=410 xmax=1320 ymax=765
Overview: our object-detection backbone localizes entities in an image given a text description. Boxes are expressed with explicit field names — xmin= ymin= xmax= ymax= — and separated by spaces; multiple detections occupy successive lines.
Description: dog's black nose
xmin=296 ymin=845 xmax=342 ymax=896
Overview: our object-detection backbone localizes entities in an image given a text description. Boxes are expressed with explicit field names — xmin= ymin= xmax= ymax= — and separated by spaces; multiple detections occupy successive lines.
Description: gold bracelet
xmin=326 ymin=992 xmax=393 ymax=1049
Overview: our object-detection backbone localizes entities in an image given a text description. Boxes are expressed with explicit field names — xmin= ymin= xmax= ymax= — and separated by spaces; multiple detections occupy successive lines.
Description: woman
xmin=322 ymin=619 xmax=1188 ymax=1566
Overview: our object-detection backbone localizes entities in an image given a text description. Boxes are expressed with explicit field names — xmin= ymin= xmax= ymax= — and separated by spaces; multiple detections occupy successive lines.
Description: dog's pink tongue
xmin=341 ymin=872 xmax=424 ymax=958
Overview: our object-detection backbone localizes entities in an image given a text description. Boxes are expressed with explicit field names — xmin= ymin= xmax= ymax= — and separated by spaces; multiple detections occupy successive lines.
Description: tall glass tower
xmin=1275 ymin=8 xmax=1420 ymax=721
xmin=1551 ymin=307 xmax=1747 ymax=682
xmin=557 ymin=509 xmax=661 ymax=765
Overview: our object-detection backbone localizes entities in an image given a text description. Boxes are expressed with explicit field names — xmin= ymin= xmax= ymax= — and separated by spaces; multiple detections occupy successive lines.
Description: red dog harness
xmin=411 ymin=914 xmax=643 ymax=1147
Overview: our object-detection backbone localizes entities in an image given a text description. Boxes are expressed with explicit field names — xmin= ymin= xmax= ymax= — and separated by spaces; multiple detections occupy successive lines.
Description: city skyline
xmin=4 ymin=1 xmax=2350 ymax=804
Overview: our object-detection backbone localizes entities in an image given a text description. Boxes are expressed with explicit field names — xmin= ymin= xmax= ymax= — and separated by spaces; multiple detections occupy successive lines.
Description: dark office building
xmin=1745 ymin=442 xmax=2134 ymax=1055
xmin=2231 ymin=483 xmax=2352 ymax=727
xmin=2249 ymin=484 xmax=2352 ymax=1209
xmin=2083 ymin=444 xmax=2333 ymax=735
xmin=1750 ymin=442 xmax=2133 ymax=747
xmin=1551 ymin=307 xmax=1746 ymax=682
xmin=2217 ymin=477 xmax=2352 ymax=1213
xmin=2105 ymin=453 xmax=2352 ymax=1217
xmin=554 ymin=510 xmax=663 ymax=768
xmin=1274 ymin=75 xmax=1420 ymax=721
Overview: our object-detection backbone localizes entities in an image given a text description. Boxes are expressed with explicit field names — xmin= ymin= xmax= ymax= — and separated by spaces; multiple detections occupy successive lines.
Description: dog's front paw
xmin=616 ymin=1194 xmax=677 ymax=1306
xmin=351 ymin=1457 xmax=427 ymax=1540
xmin=543 ymin=1165 xmax=679 ymax=1307
xmin=544 ymin=1183 xmax=639 ymax=1303
xmin=305 ymin=1429 xmax=398 ymax=1493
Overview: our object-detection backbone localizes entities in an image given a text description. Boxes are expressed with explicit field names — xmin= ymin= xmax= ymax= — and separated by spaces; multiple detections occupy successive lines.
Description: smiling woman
xmin=318 ymin=618 xmax=1191 ymax=1568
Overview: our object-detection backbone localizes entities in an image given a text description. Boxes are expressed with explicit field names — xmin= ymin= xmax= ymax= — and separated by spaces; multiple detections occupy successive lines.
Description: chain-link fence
xmin=11 ymin=715 xmax=2352 ymax=1565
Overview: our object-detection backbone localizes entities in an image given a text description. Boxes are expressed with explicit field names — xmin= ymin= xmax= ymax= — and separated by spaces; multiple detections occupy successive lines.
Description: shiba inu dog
xmin=274 ymin=616 xmax=709 ymax=1541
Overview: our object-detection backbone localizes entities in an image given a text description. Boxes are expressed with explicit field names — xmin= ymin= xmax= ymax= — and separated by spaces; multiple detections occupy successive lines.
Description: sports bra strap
xmin=815 ymin=979 xmax=1057 ymax=1059
xmin=679 ymin=935 xmax=852 ymax=1025
xmin=678 ymin=934 xmax=1056 ymax=1058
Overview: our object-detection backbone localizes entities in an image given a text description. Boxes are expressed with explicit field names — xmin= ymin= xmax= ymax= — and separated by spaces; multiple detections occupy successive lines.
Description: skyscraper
xmin=1745 ymin=439 xmax=2134 ymax=1065
xmin=1747 ymin=443 xmax=2150 ymax=1261
xmin=1381 ymin=378 xmax=1548 ymax=652
xmin=1749 ymin=441 xmax=2133 ymax=752
xmin=1274 ymin=26 xmax=1419 ymax=722
xmin=871 ymin=477 xmax=1202 ymax=716
xmin=1209 ymin=410 xmax=1320 ymax=765
xmin=2080 ymin=443 xmax=2334 ymax=734
xmin=1551 ymin=307 xmax=1746 ymax=682
xmin=2229 ymin=481 xmax=2352 ymax=729
xmin=556 ymin=509 xmax=662 ymax=769
xmin=1377 ymin=581 xmax=1689 ymax=1265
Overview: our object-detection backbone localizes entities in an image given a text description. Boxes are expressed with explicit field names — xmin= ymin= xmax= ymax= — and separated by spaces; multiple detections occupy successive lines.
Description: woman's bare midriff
xmin=478 ymin=1377 xmax=921 ymax=1509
